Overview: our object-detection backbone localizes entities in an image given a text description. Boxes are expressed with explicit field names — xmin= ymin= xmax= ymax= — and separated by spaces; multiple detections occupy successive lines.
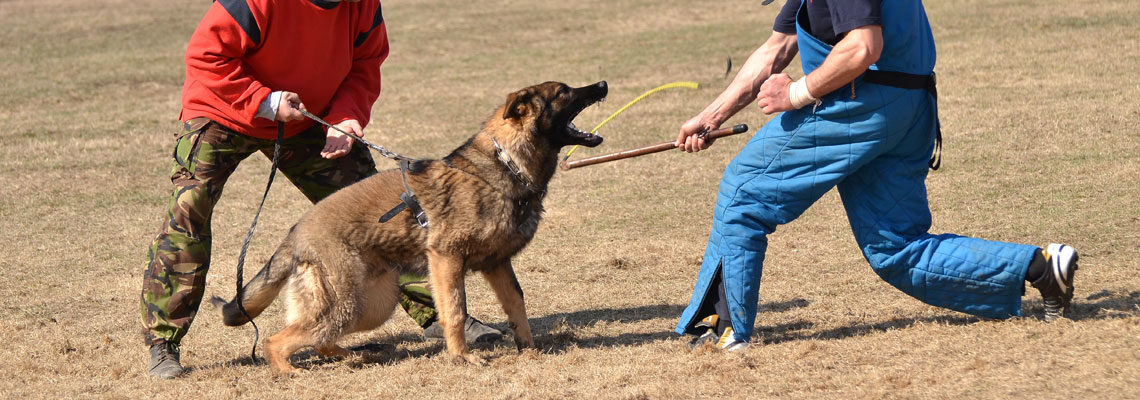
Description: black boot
xmin=422 ymin=316 xmax=504 ymax=343
xmin=147 ymin=342 xmax=184 ymax=379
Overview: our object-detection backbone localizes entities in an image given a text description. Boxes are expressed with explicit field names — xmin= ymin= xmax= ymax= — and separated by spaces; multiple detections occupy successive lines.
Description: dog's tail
xmin=209 ymin=242 xmax=297 ymax=326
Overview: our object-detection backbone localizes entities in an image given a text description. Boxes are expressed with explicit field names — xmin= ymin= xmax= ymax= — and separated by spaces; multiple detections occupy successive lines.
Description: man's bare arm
xmin=676 ymin=31 xmax=799 ymax=152
xmin=757 ymin=25 xmax=883 ymax=114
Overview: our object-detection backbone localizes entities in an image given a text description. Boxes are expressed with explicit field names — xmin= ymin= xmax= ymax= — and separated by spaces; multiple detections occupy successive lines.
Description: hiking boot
xmin=1031 ymin=243 xmax=1079 ymax=322
xmin=686 ymin=315 xmax=720 ymax=350
xmin=147 ymin=342 xmax=184 ymax=379
xmin=423 ymin=317 xmax=503 ymax=343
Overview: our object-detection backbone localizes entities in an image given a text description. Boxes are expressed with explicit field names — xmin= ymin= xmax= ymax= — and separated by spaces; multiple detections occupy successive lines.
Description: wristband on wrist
xmin=256 ymin=91 xmax=283 ymax=121
xmin=788 ymin=76 xmax=820 ymax=109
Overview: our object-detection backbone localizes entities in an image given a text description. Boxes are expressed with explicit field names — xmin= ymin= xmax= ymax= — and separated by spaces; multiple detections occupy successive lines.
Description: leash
xmin=298 ymin=109 xmax=430 ymax=228
xmin=298 ymin=109 xmax=411 ymax=162
xmin=231 ymin=122 xmax=285 ymax=363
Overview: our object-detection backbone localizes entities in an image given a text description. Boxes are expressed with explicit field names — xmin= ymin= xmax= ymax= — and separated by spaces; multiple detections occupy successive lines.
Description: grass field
xmin=1 ymin=0 xmax=1138 ymax=398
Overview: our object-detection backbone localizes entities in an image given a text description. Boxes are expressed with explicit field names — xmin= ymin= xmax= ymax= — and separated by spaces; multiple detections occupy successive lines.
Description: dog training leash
xmin=377 ymin=158 xmax=430 ymax=228
xmin=298 ymin=109 xmax=409 ymax=162
xmin=298 ymin=109 xmax=429 ymax=228
xmin=231 ymin=122 xmax=286 ymax=363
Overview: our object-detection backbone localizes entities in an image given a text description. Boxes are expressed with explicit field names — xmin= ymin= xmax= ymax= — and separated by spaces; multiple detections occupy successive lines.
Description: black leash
xmin=232 ymin=122 xmax=284 ymax=363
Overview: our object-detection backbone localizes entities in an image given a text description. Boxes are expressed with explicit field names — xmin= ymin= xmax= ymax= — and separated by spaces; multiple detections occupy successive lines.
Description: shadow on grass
xmin=193 ymin=353 xmax=265 ymax=374
xmin=211 ymin=290 xmax=1139 ymax=371
xmin=527 ymin=298 xmax=811 ymax=353
xmin=1067 ymin=289 xmax=1140 ymax=321
xmin=756 ymin=288 xmax=1140 ymax=345
xmin=278 ymin=299 xmax=812 ymax=368
xmin=757 ymin=314 xmax=980 ymax=345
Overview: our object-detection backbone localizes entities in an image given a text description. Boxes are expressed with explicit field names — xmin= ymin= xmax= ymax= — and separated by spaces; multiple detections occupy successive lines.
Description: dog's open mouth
xmin=563 ymin=82 xmax=608 ymax=148
xmin=565 ymin=119 xmax=603 ymax=147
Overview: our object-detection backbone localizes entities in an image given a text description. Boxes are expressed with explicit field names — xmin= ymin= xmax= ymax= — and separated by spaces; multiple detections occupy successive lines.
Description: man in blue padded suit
xmin=673 ymin=0 xmax=1081 ymax=350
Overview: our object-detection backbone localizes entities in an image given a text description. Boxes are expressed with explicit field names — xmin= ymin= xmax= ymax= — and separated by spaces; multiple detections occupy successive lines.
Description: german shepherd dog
xmin=210 ymin=81 xmax=607 ymax=373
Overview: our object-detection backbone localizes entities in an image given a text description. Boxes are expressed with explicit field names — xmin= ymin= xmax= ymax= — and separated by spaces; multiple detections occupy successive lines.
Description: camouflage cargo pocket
xmin=170 ymin=118 xmax=211 ymax=178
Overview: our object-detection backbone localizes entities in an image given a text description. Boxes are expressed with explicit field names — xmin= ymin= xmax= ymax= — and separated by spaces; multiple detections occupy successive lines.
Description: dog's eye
xmin=559 ymin=87 xmax=571 ymax=96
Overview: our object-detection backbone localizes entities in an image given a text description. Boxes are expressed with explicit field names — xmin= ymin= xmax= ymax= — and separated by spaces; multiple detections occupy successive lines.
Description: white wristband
xmin=256 ymin=91 xmax=284 ymax=121
xmin=788 ymin=76 xmax=819 ymax=109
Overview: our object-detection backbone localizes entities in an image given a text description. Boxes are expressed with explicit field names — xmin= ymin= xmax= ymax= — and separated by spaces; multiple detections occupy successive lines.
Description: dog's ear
xmin=503 ymin=90 xmax=529 ymax=120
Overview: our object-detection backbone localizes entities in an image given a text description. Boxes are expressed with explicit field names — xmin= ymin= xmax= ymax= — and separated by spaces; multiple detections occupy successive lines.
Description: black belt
xmin=861 ymin=69 xmax=942 ymax=170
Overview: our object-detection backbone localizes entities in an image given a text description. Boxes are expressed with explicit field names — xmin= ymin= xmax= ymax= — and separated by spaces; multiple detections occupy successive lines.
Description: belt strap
xmin=861 ymin=70 xmax=942 ymax=170
xmin=862 ymin=70 xmax=936 ymax=95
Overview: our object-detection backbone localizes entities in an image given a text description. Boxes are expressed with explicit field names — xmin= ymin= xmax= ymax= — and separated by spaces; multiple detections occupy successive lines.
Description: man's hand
xmin=756 ymin=74 xmax=795 ymax=114
xmin=275 ymin=92 xmax=307 ymax=122
xmin=321 ymin=119 xmax=362 ymax=159
xmin=675 ymin=115 xmax=718 ymax=153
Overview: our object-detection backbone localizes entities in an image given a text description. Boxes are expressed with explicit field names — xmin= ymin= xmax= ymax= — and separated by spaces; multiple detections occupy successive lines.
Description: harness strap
xmin=862 ymin=69 xmax=942 ymax=170
xmin=377 ymin=202 xmax=407 ymax=223
xmin=377 ymin=159 xmax=429 ymax=228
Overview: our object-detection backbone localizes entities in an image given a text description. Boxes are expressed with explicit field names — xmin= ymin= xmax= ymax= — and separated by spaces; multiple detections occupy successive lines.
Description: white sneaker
xmin=715 ymin=327 xmax=749 ymax=352
xmin=1030 ymin=244 xmax=1079 ymax=321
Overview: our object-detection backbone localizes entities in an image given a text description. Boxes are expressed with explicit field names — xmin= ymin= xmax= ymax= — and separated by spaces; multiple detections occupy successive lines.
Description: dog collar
xmin=491 ymin=138 xmax=542 ymax=195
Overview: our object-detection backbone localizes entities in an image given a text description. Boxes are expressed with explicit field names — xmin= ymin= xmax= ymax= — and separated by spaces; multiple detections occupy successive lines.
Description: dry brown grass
xmin=1 ymin=0 xmax=1138 ymax=398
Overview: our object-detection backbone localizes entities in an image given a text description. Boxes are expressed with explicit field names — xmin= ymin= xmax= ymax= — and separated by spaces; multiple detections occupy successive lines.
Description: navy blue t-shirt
xmin=773 ymin=0 xmax=881 ymax=45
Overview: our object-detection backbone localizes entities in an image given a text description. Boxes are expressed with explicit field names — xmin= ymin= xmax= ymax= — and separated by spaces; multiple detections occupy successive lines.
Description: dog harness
xmin=377 ymin=159 xmax=429 ymax=228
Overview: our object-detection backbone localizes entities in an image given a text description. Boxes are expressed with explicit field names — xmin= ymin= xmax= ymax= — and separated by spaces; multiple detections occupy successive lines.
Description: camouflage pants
xmin=140 ymin=119 xmax=438 ymax=345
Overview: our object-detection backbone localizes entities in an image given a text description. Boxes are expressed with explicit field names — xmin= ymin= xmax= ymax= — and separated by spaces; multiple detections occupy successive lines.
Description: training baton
xmin=560 ymin=124 xmax=749 ymax=170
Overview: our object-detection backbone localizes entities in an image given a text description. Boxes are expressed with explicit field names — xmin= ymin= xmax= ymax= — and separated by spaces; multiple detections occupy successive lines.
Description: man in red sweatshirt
xmin=140 ymin=0 xmax=500 ymax=379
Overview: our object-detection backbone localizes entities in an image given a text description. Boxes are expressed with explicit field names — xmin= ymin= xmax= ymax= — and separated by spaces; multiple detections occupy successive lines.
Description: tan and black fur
xmin=210 ymin=81 xmax=607 ymax=373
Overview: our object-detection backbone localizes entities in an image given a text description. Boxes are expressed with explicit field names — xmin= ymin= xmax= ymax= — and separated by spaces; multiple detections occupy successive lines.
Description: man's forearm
xmin=702 ymin=31 xmax=799 ymax=126
xmin=802 ymin=25 xmax=883 ymax=100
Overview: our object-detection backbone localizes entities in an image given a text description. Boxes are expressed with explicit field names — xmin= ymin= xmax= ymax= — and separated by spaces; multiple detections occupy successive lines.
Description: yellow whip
xmin=563 ymin=81 xmax=700 ymax=160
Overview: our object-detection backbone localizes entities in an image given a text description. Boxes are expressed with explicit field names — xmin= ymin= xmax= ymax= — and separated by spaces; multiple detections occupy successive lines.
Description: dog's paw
xmin=452 ymin=353 xmax=487 ymax=366
xmin=271 ymin=365 xmax=302 ymax=376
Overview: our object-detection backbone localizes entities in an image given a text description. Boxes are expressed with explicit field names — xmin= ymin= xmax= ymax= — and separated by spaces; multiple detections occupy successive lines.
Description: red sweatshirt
xmin=180 ymin=0 xmax=389 ymax=139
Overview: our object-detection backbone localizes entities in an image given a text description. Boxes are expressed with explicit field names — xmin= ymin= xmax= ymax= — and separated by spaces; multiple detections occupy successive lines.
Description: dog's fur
xmin=210 ymin=81 xmax=607 ymax=373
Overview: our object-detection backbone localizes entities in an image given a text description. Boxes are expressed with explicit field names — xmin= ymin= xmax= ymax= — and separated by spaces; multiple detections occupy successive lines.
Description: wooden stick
xmin=560 ymin=124 xmax=749 ymax=170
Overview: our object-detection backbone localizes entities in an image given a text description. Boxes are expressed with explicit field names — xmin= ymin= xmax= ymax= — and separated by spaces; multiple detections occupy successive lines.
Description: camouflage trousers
xmin=140 ymin=119 xmax=438 ymax=345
